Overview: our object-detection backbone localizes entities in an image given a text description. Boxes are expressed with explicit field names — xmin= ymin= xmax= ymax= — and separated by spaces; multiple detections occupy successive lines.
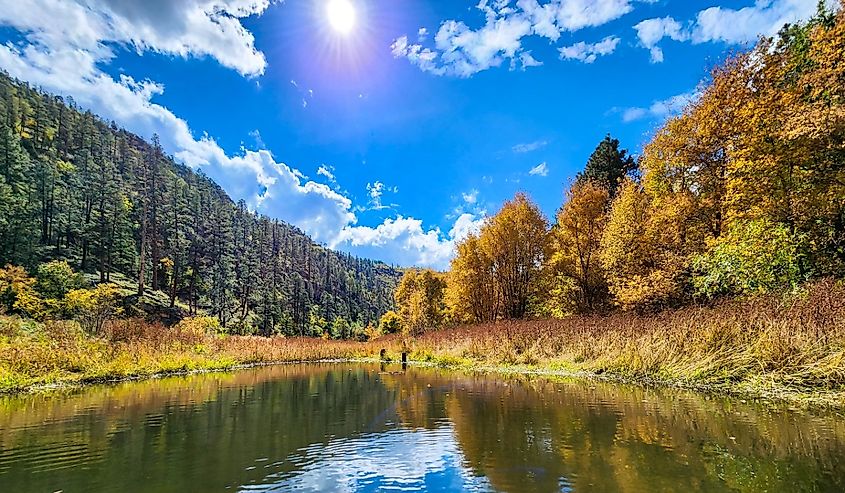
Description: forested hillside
xmin=0 ymin=72 xmax=400 ymax=335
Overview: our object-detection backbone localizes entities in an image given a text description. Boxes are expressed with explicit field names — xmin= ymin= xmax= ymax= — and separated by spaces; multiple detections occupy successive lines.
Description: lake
xmin=0 ymin=363 xmax=843 ymax=492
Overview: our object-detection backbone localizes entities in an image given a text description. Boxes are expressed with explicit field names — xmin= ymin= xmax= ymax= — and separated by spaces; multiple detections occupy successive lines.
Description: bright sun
xmin=326 ymin=0 xmax=356 ymax=34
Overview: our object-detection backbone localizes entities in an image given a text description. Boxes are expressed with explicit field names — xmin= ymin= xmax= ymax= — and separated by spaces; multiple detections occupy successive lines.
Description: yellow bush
xmin=63 ymin=283 xmax=121 ymax=335
xmin=0 ymin=264 xmax=46 ymax=319
xmin=174 ymin=316 xmax=221 ymax=336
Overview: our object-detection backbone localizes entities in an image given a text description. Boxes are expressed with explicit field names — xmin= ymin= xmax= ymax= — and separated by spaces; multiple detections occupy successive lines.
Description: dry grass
xmin=1 ymin=280 xmax=843 ymax=402
xmin=367 ymin=279 xmax=845 ymax=397
xmin=0 ymin=317 xmax=365 ymax=392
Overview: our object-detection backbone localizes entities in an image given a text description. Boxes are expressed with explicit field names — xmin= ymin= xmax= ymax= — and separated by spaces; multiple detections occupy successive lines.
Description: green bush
xmin=692 ymin=219 xmax=806 ymax=298
xmin=35 ymin=260 xmax=86 ymax=301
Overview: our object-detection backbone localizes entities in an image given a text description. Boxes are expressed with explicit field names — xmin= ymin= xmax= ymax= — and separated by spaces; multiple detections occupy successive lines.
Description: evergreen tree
xmin=0 ymin=72 xmax=400 ymax=335
xmin=577 ymin=134 xmax=637 ymax=199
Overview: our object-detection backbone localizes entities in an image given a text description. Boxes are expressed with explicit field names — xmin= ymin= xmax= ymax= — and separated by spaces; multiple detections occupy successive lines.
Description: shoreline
xmin=5 ymin=355 xmax=844 ymax=412
xmin=371 ymin=356 xmax=845 ymax=412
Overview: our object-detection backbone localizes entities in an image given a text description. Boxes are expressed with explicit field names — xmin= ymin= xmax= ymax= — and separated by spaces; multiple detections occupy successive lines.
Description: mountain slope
xmin=0 ymin=72 xmax=400 ymax=335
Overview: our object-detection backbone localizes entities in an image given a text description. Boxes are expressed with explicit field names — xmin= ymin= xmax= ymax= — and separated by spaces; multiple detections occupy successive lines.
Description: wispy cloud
xmin=559 ymin=36 xmax=620 ymax=63
xmin=622 ymin=90 xmax=699 ymax=122
xmin=363 ymin=181 xmax=399 ymax=211
xmin=512 ymin=140 xmax=548 ymax=153
xmin=529 ymin=162 xmax=549 ymax=177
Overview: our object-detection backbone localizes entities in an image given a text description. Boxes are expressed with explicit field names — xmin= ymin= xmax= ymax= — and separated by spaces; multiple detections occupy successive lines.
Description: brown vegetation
xmin=2 ymin=280 xmax=844 ymax=405
xmin=373 ymin=280 xmax=845 ymax=402
xmin=0 ymin=315 xmax=362 ymax=392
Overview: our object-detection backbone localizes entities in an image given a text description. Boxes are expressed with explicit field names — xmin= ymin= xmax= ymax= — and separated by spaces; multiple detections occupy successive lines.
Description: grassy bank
xmin=2 ymin=281 xmax=844 ymax=407
xmin=0 ymin=316 xmax=363 ymax=392
xmin=371 ymin=280 xmax=845 ymax=407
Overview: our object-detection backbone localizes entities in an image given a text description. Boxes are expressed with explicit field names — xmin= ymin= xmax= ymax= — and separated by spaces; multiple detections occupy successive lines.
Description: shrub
xmin=35 ymin=260 xmax=86 ymax=300
xmin=378 ymin=310 xmax=402 ymax=334
xmin=0 ymin=265 xmax=45 ymax=318
xmin=63 ymin=283 xmax=121 ymax=335
xmin=692 ymin=219 xmax=806 ymax=298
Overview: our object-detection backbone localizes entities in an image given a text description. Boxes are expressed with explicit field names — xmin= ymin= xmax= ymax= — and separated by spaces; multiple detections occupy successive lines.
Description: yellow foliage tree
xmin=447 ymin=193 xmax=548 ymax=321
xmin=480 ymin=193 xmax=549 ymax=319
xmin=446 ymin=234 xmax=499 ymax=323
xmin=546 ymin=181 xmax=610 ymax=313
xmin=601 ymin=5 xmax=845 ymax=308
xmin=394 ymin=269 xmax=446 ymax=335
xmin=378 ymin=310 xmax=403 ymax=334
xmin=600 ymin=180 xmax=690 ymax=309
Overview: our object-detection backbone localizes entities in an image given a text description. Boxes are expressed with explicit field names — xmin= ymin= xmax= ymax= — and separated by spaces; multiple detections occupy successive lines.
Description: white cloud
xmin=529 ymin=162 xmax=549 ymax=176
xmin=0 ymin=0 xmax=269 ymax=77
xmin=558 ymin=35 xmax=620 ymax=63
xmin=0 ymin=0 xmax=479 ymax=269
xmin=317 ymin=164 xmax=336 ymax=182
xmin=634 ymin=16 xmax=688 ymax=63
xmin=316 ymin=164 xmax=342 ymax=191
xmin=634 ymin=0 xmax=839 ymax=62
xmin=333 ymin=213 xmax=485 ymax=269
xmin=363 ymin=181 xmax=399 ymax=211
xmin=392 ymin=0 xmax=636 ymax=77
xmin=692 ymin=0 xmax=836 ymax=44
xmin=517 ymin=51 xmax=544 ymax=69
xmin=512 ymin=140 xmax=548 ymax=153
xmin=622 ymin=90 xmax=699 ymax=122
xmin=462 ymin=189 xmax=479 ymax=205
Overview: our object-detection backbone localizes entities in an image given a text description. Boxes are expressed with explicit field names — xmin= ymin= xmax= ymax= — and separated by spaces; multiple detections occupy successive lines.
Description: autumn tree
xmin=446 ymin=234 xmax=498 ymax=324
xmin=394 ymin=269 xmax=446 ymax=335
xmin=378 ymin=310 xmax=402 ymax=334
xmin=599 ymin=180 xmax=689 ymax=309
xmin=480 ymin=193 xmax=549 ymax=319
xmin=546 ymin=181 xmax=610 ymax=313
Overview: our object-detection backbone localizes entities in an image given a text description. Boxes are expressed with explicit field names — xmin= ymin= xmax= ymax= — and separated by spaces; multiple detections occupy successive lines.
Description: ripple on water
xmin=0 ymin=441 xmax=104 ymax=474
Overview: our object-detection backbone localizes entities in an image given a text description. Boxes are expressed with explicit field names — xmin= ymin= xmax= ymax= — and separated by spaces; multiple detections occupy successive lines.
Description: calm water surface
xmin=0 ymin=363 xmax=843 ymax=492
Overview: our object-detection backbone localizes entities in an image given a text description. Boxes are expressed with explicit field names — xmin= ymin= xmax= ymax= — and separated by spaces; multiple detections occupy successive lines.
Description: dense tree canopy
xmin=435 ymin=3 xmax=845 ymax=324
xmin=600 ymin=2 xmax=845 ymax=308
xmin=448 ymin=193 xmax=548 ymax=323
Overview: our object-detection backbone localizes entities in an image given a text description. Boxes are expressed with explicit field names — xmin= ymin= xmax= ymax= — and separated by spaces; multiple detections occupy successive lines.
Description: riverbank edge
xmin=0 ymin=358 xmax=350 ymax=395
xmin=4 ymin=355 xmax=844 ymax=412
xmin=360 ymin=356 xmax=845 ymax=412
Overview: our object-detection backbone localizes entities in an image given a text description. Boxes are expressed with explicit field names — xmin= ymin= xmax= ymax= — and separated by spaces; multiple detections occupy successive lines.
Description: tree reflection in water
xmin=0 ymin=363 xmax=843 ymax=492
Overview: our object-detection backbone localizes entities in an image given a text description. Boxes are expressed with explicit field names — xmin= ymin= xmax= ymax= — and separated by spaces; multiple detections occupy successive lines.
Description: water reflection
xmin=252 ymin=426 xmax=492 ymax=492
xmin=0 ymin=363 xmax=843 ymax=492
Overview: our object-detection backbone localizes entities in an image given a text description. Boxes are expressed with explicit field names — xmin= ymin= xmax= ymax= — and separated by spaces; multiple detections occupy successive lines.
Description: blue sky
xmin=0 ymin=0 xmax=833 ymax=268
